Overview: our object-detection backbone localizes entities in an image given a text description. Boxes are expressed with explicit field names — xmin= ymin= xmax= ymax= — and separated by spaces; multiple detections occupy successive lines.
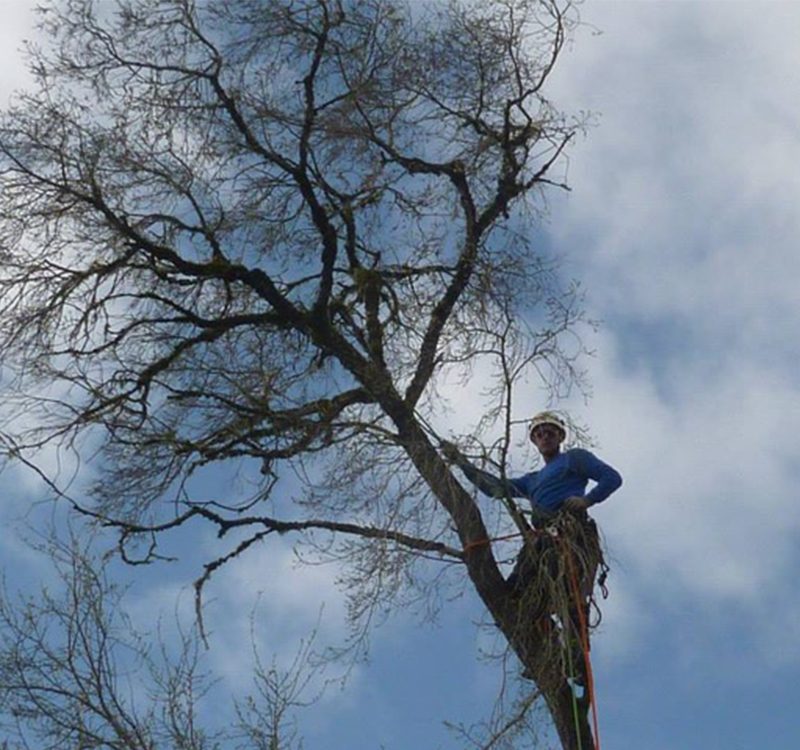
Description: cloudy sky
xmin=2 ymin=1 xmax=800 ymax=748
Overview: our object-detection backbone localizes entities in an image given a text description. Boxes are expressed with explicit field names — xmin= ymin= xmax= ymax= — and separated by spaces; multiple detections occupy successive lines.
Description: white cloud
xmin=0 ymin=2 xmax=36 ymax=104
xmin=554 ymin=1 xmax=800 ymax=328
xmin=561 ymin=320 xmax=800 ymax=629
xmin=495 ymin=1 xmax=800 ymax=673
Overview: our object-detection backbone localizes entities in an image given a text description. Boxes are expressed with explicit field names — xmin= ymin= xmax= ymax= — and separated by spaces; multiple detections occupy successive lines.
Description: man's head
xmin=529 ymin=411 xmax=567 ymax=460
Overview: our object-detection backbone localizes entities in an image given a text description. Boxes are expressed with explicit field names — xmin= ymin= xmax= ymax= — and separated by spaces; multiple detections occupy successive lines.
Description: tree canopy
xmin=0 ymin=1 xmax=597 ymax=748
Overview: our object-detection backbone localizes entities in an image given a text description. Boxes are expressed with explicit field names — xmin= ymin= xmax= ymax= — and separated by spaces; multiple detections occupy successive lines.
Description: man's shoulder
xmin=563 ymin=447 xmax=604 ymax=470
xmin=563 ymin=447 xmax=596 ymax=461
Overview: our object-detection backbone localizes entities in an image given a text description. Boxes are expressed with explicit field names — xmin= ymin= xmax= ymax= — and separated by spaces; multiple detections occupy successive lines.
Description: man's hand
xmin=563 ymin=496 xmax=590 ymax=513
xmin=440 ymin=440 xmax=466 ymax=464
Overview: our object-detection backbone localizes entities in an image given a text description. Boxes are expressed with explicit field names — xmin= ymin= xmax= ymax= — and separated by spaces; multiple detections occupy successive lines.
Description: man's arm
xmin=440 ymin=441 xmax=526 ymax=500
xmin=569 ymin=448 xmax=623 ymax=507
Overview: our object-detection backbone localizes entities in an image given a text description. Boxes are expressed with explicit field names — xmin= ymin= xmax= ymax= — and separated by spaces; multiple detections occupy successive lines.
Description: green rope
xmin=563 ymin=616 xmax=584 ymax=750
xmin=560 ymin=592 xmax=583 ymax=750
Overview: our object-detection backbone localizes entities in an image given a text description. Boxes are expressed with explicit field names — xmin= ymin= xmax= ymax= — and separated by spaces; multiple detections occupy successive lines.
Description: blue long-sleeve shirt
xmin=457 ymin=448 xmax=622 ymax=526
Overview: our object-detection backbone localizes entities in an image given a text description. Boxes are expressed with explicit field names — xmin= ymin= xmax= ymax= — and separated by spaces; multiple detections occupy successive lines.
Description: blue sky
xmin=2 ymin=1 xmax=800 ymax=748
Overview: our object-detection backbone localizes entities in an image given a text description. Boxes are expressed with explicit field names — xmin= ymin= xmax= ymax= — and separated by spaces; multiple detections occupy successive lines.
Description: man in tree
xmin=442 ymin=411 xmax=622 ymax=683
xmin=443 ymin=411 xmax=622 ymax=533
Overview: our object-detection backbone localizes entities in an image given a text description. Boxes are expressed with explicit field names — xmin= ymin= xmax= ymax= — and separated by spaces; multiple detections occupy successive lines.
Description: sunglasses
xmin=531 ymin=427 xmax=561 ymax=439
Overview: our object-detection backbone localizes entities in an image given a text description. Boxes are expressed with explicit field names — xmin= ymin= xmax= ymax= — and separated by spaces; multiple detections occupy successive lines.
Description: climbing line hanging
xmin=561 ymin=531 xmax=602 ymax=750
xmin=562 ymin=610 xmax=585 ymax=750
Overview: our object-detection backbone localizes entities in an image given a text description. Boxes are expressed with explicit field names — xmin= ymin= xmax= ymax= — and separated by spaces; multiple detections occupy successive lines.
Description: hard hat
xmin=529 ymin=411 xmax=567 ymax=438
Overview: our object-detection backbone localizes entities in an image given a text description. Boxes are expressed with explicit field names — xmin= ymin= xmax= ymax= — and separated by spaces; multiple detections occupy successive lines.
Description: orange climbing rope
xmin=563 ymin=537 xmax=602 ymax=750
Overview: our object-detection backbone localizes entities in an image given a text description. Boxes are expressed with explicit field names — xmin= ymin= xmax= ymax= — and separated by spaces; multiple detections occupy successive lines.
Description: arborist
xmin=440 ymin=410 xmax=622 ymax=593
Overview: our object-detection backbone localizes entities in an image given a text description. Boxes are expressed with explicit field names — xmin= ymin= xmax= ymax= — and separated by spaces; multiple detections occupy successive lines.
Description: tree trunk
xmin=497 ymin=606 xmax=596 ymax=750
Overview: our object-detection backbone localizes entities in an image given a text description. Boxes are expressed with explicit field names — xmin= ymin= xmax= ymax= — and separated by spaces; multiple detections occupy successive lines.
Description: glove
xmin=440 ymin=440 xmax=466 ymax=464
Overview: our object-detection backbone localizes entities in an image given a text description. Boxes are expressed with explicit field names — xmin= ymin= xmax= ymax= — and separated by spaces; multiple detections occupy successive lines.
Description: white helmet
xmin=529 ymin=410 xmax=567 ymax=439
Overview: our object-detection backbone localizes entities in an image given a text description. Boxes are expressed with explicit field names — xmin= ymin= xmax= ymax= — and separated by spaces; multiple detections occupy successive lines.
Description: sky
xmin=1 ymin=1 xmax=800 ymax=749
